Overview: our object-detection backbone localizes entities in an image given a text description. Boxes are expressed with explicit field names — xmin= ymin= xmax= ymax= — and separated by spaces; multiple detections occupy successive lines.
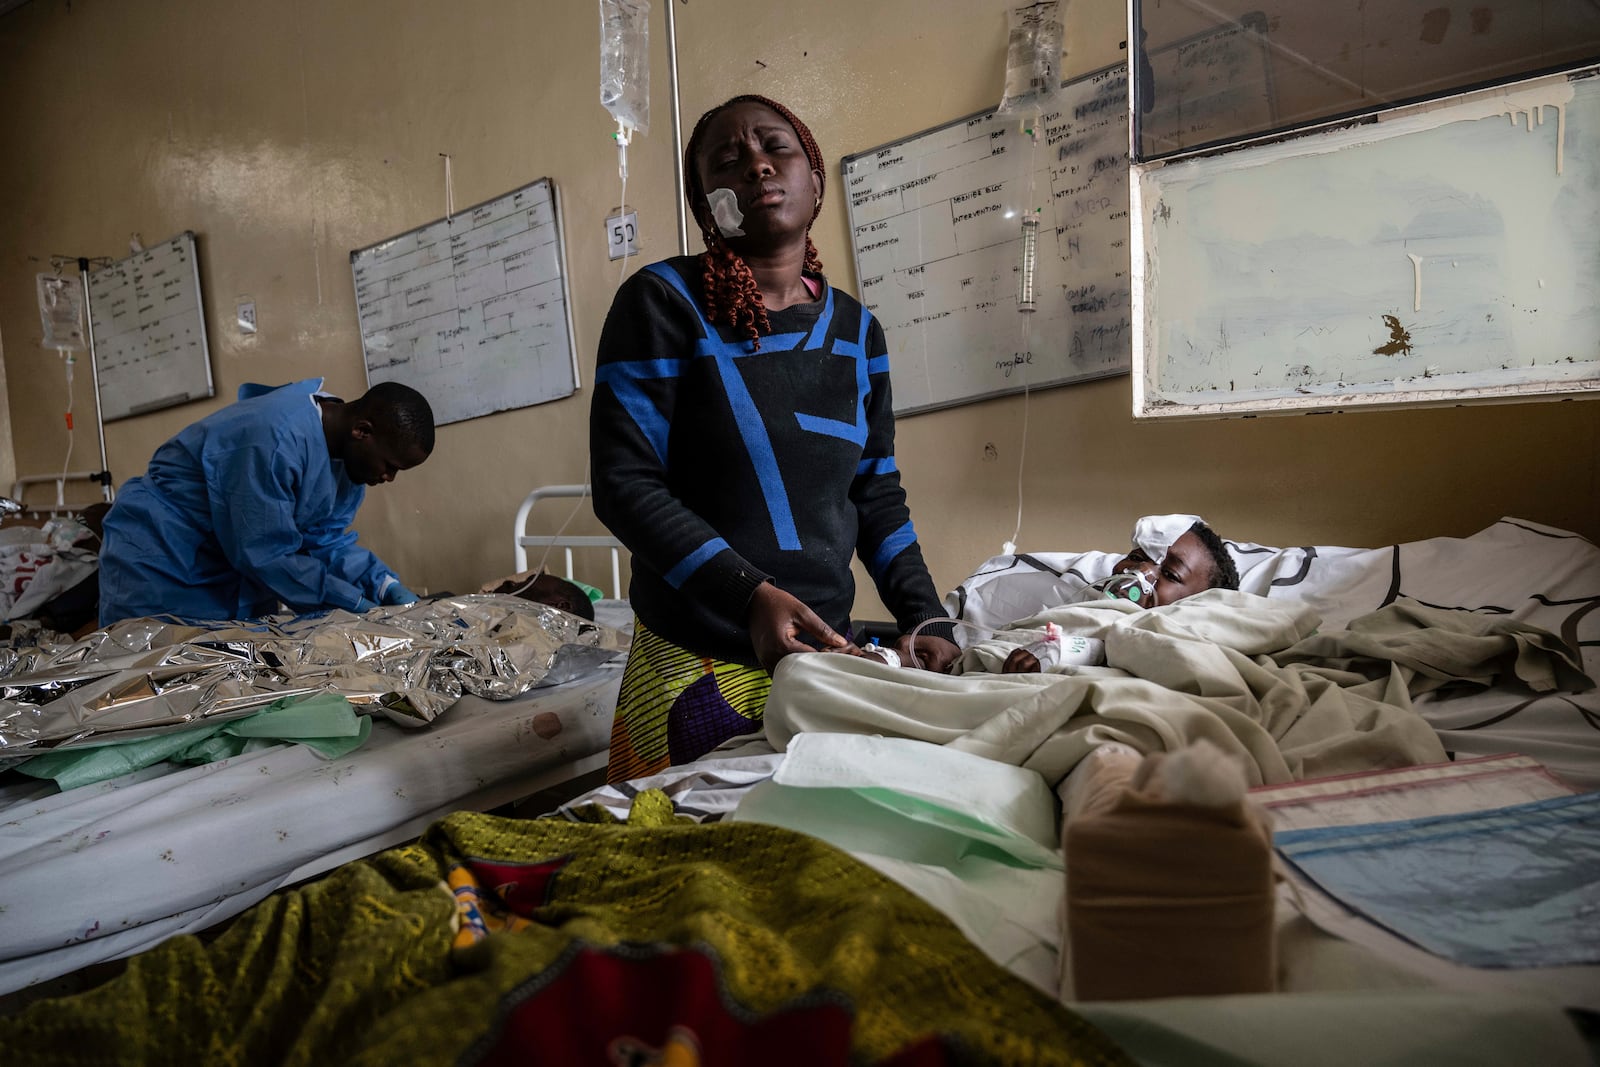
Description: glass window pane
xmin=1133 ymin=0 xmax=1600 ymax=161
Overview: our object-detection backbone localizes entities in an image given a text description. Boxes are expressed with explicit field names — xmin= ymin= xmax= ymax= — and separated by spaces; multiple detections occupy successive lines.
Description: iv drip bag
xmin=599 ymin=0 xmax=651 ymax=136
xmin=996 ymin=1 xmax=1066 ymax=118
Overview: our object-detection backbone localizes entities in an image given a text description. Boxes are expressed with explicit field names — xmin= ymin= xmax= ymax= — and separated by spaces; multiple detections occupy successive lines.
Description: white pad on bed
xmin=732 ymin=732 xmax=1064 ymax=993
xmin=772 ymin=732 xmax=1059 ymax=853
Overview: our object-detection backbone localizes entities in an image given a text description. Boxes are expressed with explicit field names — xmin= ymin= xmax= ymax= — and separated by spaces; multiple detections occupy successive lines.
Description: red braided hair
xmin=685 ymin=95 xmax=825 ymax=351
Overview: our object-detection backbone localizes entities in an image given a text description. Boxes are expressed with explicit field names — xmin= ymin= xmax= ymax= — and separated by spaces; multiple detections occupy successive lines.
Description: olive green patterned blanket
xmin=1 ymin=797 xmax=1130 ymax=1066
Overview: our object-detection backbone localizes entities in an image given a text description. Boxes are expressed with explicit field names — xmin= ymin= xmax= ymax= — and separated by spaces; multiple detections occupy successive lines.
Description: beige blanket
xmin=766 ymin=590 xmax=1591 ymax=787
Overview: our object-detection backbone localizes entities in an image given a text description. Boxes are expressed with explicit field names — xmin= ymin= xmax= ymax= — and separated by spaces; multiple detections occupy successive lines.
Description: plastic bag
xmin=996 ymin=0 xmax=1066 ymax=118
xmin=36 ymin=273 xmax=85 ymax=352
xmin=599 ymin=0 xmax=650 ymax=135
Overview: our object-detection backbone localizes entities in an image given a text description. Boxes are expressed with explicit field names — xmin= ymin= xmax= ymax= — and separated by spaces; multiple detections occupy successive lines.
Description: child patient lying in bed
xmin=844 ymin=515 xmax=1241 ymax=674
xmin=477 ymin=571 xmax=599 ymax=620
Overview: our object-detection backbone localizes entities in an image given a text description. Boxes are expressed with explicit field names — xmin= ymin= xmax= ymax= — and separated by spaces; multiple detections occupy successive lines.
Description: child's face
xmin=1112 ymin=531 xmax=1215 ymax=606
xmin=487 ymin=573 xmax=582 ymax=613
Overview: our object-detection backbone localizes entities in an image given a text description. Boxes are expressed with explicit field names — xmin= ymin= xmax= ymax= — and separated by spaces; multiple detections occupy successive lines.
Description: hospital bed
xmin=3 ymin=517 xmax=1595 ymax=1063
xmin=0 ymin=484 xmax=633 ymax=999
xmin=0 ymin=475 xmax=112 ymax=634
xmin=548 ymin=514 xmax=1600 ymax=1060
xmin=513 ymin=483 xmax=626 ymax=600
xmin=942 ymin=515 xmax=1600 ymax=794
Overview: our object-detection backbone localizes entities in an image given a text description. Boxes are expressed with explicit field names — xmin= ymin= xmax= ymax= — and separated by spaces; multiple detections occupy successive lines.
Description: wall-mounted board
xmin=842 ymin=65 xmax=1131 ymax=416
xmin=1133 ymin=65 xmax=1600 ymax=418
xmin=86 ymin=231 xmax=214 ymax=421
xmin=351 ymin=177 xmax=578 ymax=427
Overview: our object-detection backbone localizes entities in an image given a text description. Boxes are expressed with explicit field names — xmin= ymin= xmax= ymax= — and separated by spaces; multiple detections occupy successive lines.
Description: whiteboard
xmin=1133 ymin=65 xmax=1600 ymax=418
xmin=351 ymin=177 xmax=578 ymax=427
xmin=842 ymin=65 xmax=1130 ymax=416
xmin=87 ymin=231 xmax=214 ymax=421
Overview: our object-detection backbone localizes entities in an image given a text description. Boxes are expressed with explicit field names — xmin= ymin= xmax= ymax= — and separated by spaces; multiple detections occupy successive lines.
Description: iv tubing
xmin=533 ymin=120 xmax=637 ymax=580
xmin=59 ymin=356 xmax=74 ymax=498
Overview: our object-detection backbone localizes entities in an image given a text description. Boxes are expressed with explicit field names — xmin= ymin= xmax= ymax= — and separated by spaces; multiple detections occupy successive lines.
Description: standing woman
xmin=591 ymin=95 xmax=958 ymax=783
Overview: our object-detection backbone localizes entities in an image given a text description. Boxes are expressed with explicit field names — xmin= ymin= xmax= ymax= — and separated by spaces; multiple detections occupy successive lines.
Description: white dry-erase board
xmin=843 ymin=65 xmax=1131 ymax=416
xmin=1132 ymin=64 xmax=1600 ymax=418
xmin=351 ymin=177 xmax=578 ymax=427
xmin=86 ymin=231 xmax=214 ymax=421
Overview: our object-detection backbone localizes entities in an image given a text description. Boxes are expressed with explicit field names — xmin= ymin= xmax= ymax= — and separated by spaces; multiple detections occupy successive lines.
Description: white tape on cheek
xmin=707 ymin=187 xmax=746 ymax=237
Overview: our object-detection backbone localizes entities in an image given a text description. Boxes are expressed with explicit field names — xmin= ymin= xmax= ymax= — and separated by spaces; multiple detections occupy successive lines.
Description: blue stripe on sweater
xmin=710 ymin=345 xmax=801 ymax=549
xmin=856 ymin=456 xmax=898 ymax=477
xmin=797 ymin=310 xmax=872 ymax=445
xmin=665 ymin=537 xmax=731 ymax=588
xmin=595 ymin=360 xmax=683 ymax=465
xmin=803 ymin=286 xmax=835 ymax=350
xmin=643 ymin=262 xmax=704 ymax=333
xmin=869 ymin=521 xmax=918 ymax=579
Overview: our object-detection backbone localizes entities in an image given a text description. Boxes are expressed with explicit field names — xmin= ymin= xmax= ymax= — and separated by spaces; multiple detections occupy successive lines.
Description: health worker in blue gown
xmin=98 ymin=379 xmax=434 ymax=626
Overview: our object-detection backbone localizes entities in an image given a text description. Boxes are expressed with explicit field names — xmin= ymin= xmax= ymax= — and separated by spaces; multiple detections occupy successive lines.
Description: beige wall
xmin=1 ymin=0 xmax=1595 ymax=618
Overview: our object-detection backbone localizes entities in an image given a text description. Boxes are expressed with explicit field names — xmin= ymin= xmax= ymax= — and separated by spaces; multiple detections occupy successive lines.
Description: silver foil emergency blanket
xmin=0 ymin=595 xmax=628 ymax=763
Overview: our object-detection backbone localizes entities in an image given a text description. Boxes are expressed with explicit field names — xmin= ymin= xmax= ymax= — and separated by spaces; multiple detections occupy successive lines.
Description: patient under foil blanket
xmin=0 ymin=594 xmax=629 ymax=764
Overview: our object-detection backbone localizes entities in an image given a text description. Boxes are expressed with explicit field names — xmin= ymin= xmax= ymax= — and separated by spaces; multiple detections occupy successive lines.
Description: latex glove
xmin=379 ymin=580 xmax=419 ymax=606
xmin=353 ymin=596 xmax=379 ymax=613
xmin=746 ymin=582 xmax=848 ymax=673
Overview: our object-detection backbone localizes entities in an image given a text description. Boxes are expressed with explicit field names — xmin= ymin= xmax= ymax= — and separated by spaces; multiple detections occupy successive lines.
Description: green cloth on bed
xmin=13 ymin=691 xmax=369 ymax=791
xmin=0 ymin=801 xmax=1132 ymax=1067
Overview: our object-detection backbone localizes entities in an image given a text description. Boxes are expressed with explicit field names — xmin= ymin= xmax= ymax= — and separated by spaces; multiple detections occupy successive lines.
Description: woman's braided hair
xmin=685 ymin=95 xmax=825 ymax=350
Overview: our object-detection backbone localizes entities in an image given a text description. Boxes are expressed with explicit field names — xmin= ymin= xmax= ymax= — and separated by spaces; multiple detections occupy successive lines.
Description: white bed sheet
xmin=592 ymin=598 xmax=634 ymax=634
xmin=948 ymin=517 xmax=1600 ymax=791
xmin=0 ymin=664 xmax=621 ymax=996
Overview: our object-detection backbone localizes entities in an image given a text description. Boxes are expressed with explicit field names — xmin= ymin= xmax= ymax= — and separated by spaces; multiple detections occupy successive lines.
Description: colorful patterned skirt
xmin=606 ymin=618 xmax=772 ymax=784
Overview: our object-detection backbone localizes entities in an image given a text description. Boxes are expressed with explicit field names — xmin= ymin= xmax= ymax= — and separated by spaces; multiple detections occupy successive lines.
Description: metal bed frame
xmin=512 ymin=484 xmax=625 ymax=599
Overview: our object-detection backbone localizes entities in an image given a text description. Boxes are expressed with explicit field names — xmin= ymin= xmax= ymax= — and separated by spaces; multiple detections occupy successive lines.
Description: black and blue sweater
xmin=590 ymin=256 xmax=949 ymax=666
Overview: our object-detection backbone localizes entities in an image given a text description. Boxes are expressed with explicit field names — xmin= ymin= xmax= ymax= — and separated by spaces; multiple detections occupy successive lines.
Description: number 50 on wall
xmin=605 ymin=209 xmax=640 ymax=261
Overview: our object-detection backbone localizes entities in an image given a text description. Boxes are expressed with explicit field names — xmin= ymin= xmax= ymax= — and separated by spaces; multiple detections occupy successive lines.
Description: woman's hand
xmin=747 ymin=582 xmax=848 ymax=672
xmin=894 ymin=633 xmax=961 ymax=674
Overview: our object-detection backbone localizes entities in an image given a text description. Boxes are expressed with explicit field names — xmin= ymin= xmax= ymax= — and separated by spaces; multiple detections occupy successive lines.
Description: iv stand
xmin=18 ymin=255 xmax=115 ymax=510
xmin=76 ymin=257 xmax=113 ymax=501
xmin=665 ymin=0 xmax=689 ymax=256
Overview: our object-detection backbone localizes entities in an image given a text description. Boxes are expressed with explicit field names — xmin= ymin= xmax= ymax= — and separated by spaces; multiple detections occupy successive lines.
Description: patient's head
xmin=485 ymin=571 xmax=596 ymax=621
xmin=1112 ymin=521 xmax=1239 ymax=606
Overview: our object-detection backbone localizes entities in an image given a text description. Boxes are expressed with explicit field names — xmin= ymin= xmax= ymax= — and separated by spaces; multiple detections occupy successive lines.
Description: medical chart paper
xmin=1257 ymin=755 xmax=1600 ymax=1004
xmin=1275 ymin=793 xmax=1600 ymax=969
xmin=1255 ymin=753 xmax=1575 ymax=833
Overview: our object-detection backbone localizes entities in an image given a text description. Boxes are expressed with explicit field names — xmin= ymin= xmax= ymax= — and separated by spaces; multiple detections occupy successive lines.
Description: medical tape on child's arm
xmin=862 ymin=640 xmax=902 ymax=669
xmin=895 ymin=617 xmax=1101 ymax=669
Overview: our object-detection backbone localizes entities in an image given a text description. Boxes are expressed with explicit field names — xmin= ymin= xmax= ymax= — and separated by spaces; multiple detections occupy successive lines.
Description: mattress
xmin=0 ymin=663 xmax=621 ymax=995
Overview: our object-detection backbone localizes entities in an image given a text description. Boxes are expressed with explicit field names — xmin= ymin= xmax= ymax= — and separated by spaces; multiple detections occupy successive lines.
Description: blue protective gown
xmin=98 ymin=379 xmax=400 ymax=625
